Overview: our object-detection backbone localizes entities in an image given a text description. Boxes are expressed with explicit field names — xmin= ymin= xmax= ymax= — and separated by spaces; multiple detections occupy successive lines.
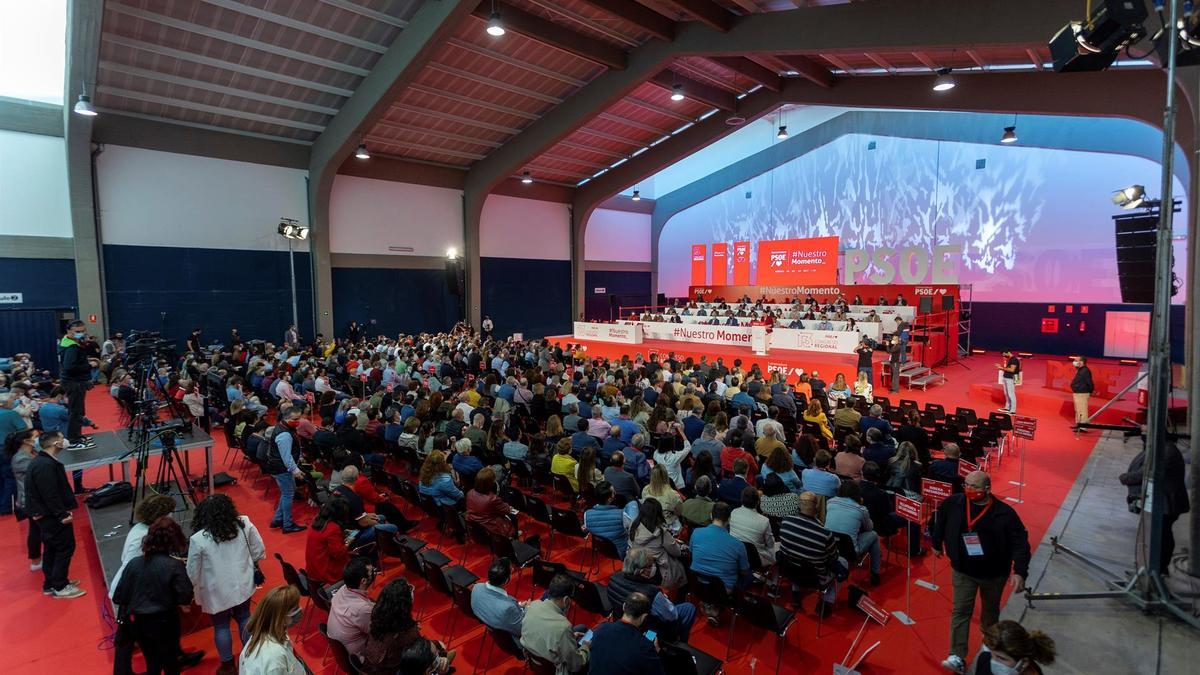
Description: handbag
xmin=241 ymin=521 xmax=266 ymax=586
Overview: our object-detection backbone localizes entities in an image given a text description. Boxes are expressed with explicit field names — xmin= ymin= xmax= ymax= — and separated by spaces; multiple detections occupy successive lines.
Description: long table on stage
xmin=69 ymin=428 xmax=213 ymax=588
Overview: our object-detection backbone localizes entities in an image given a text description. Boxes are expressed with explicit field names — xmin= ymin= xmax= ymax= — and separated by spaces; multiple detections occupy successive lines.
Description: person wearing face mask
xmin=263 ymin=407 xmax=307 ymax=534
xmin=973 ymin=620 xmax=1056 ymax=675
xmin=25 ymin=431 xmax=85 ymax=598
xmin=932 ymin=471 xmax=1032 ymax=673
xmin=1068 ymin=356 xmax=1094 ymax=431
xmin=238 ymin=584 xmax=307 ymax=674
xmin=521 ymin=574 xmax=590 ymax=674
xmin=605 ymin=547 xmax=698 ymax=643
xmin=57 ymin=320 xmax=96 ymax=454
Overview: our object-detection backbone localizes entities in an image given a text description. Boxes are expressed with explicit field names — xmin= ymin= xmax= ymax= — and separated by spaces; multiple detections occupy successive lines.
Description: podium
xmin=750 ymin=324 xmax=769 ymax=354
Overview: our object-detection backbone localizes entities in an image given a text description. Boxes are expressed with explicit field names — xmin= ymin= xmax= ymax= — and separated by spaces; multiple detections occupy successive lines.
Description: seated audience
xmin=418 ymin=450 xmax=464 ymax=507
xmin=730 ymin=487 xmax=777 ymax=566
xmin=760 ymin=472 xmax=802 ymax=518
xmin=761 ymin=445 xmax=802 ymax=493
xmin=305 ymin=497 xmax=354 ymax=586
xmin=470 ymin=559 xmax=526 ymax=651
xmin=520 ymin=574 xmax=589 ymax=674
xmin=605 ymin=548 xmax=697 ymax=643
xmin=584 ymin=481 xmax=629 ymax=558
xmin=629 ymin=498 xmax=688 ymax=592
xmin=328 ymin=557 xmax=377 ymax=657
xmin=779 ymin=492 xmax=843 ymax=618
xmin=862 ymin=427 xmax=895 ymax=466
xmin=690 ymin=502 xmax=751 ymax=621
xmin=801 ymin=450 xmax=841 ymax=497
xmin=361 ymin=579 xmax=453 ymax=674
xmin=466 ymin=467 xmax=518 ymax=538
xmin=718 ymin=458 xmax=754 ymax=505
xmin=551 ymin=438 xmax=581 ymax=491
xmin=603 ymin=451 xmax=641 ymax=503
xmin=588 ymin=593 xmax=666 ymax=675
xmin=835 ymin=435 xmax=866 ymax=481
xmin=824 ymin=480 xmax=882 ymax=586
xmin=641 ymin=465 xmax=684 ymax=533
xmin=928 ymin=442 xmax=963 ymax=486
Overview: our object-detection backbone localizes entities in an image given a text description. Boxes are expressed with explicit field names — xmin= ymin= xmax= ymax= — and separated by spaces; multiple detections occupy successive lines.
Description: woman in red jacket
xmin=465 ymin=468 xmax=516 ymax=538
xmin=305 ymin=497 xmax=352 ymax=587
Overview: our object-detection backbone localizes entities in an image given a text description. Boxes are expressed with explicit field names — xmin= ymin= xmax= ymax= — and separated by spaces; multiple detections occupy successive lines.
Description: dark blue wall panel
xmin=332 ymin=267 xmax=459 ymax=337
xmin=481 ymin=257 xmax=571 ymax=339
xmin=0 ymin=310 xmax=62 ymax=368
xmin=583 ymin=270 xmax=651 ymax=321
xmin=103 ymin=244 xmax=314 ymax=346
xmin=0 ymin=258 xmax=77 ymax=310
xmin=970 ymin=301 xmax=1185 ymax=362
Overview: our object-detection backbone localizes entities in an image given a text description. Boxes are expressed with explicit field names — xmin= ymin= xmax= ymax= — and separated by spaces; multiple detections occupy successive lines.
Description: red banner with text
xmin=690 ymin=244 xmax=707 ymax=286
xmin=711 ymin=243 xmax=728 ymax=286
xmin=732 ymin=241 xmax=750 ymax=285
xmin=756 ymin=236 xmax=840 ymax=285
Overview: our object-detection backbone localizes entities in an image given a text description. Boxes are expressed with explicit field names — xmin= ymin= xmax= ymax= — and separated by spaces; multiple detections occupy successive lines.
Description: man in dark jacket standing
xmin=58 ymin=320 xmax=94 ymax=451
xmin=1069 ymin=356 xmax=1095 ymax=430
xmin=26 ymin=431 xmax=84 ymax=598
xmin=932 ymin=470 xmax=1030 ymax=673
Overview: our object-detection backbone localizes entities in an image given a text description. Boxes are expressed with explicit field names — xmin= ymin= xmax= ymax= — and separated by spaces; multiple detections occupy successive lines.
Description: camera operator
xmin=57 ymin=321 xmax=97 ymax=455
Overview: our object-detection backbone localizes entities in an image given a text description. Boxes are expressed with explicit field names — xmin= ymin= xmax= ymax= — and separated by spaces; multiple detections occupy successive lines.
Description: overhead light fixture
xmin=776 ymin=125 xmax=788 ymax=140
xmin=355 ymin=142 xmax=370 ymax=159
xmin=1049 ymin=1 xmax=1148 ymax=72
xmin=521 ymin=171 xmax=533 ymax=184
xmin=486 ymin=11 xmax=505 ymax=36
xmin=1000 ymin=126 xmax=1017 ymax=144
xmin=631 ymin=190 xmax=641 ymax=201
xmin=670 ymin=84 xmax=684 ymax=101
xmin=446 ymin=247 xmax=458 ymax=260
xmin=932 ymin=68 xmax=956 ymax=91
xmin=73 ymin=93 xmax=97 ymax=117
xmin=1112 ymin=184 xmax=1148 ymax=209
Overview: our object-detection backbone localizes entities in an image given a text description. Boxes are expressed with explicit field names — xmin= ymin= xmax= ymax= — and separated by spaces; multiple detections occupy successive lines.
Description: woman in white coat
xmin=187 ymin=494 xmax=266 ymax=675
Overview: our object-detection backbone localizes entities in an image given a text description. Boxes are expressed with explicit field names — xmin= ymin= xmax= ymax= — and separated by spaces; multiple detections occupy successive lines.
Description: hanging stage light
xmin=1000 ymin=126 xmax=1018 ymax=144
xmin=776 ymin=125 xmax=789 ymax=140
xmin=521 ymin=171 xmax=533 ymax=184
xmin=631 ymin=190 xmax=641 ymax=201
xmin=486 ymin=11 xmax=505 ymax=36
xmin=932 ymin=68 xmax=956 ymax=91
xmin=670 ymin=84 xmax=685 ymax=101
xmin=355 ymin=143 xmax=370 ymax=159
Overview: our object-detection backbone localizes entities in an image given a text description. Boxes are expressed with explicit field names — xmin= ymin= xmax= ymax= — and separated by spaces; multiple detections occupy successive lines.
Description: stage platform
xmin=548 ymin=335 xmax=884 ymax=385
xmin=87 ymin=485 xmax=195 ymax=586
xmin=62 ymin=428 xmax=217 ymax=492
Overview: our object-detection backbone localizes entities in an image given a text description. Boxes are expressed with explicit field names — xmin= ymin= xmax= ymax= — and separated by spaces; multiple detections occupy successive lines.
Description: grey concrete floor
xmin=1001 ymin=431 xmax=1197 ymax=675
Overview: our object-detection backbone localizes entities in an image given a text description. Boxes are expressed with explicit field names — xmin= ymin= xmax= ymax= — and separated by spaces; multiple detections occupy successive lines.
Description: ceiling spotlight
xmin=294 ymin=226 xmax=309 ymax=240
xmin=631 ymin=190 xmax=641 ymax=201
xmin=932 ymin=68 xmax=956 ymax=92
xmin=446 ymin=247 xmax=458 ymax=260
xmin=670 ymin=84 xmax=684 ymax=101
xmin=277 ymin=219 xmax=309 ymax=240
xmin=776 ymin=125 xmax=788 ymax=140
xmin=73 ymin=93 xmax=97 ymax=116
xmin=1000 ymin=126 xmax=1017 ymax=144
xmin=1111 ymin=185 xmax=1147 ymax=209
xmin=278 ymin=222 xmax=294 ymax=238
xmin=521 ymin=171 xmax=533 ymax=184
xmin=486 ymin=11 xmax=505 ymax=36
xmin=355 ymin=143 xmax=370 ymax=159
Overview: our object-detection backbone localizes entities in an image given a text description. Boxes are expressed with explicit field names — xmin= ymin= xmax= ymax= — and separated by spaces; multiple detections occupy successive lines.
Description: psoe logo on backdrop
xmin=766 ymin=362 xmax=805 ymax=380
xmin=769 ymin=251 xmax=786 ymax=268
xmin=843 ymin=244 xmax=961 ymax=284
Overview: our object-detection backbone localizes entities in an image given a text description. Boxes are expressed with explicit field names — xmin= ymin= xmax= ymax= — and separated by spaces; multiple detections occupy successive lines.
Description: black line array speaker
xmin=918 ymin=296 xmax=933 ymax=313
xmin=444 ymin=258 xmax=463 ymax=295
xmin=1114 ymin=213 xmax=1158 ymax=303
xmin=941 ymin=295 xmax=955 ymax=311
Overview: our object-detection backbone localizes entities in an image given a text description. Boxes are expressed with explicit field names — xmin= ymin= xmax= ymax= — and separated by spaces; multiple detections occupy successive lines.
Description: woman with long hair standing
xmin=112 ymin=517 xmax=194 ymax=675
xmin=187 ymin=494 xmax=266 ymax=674
xmin=238 ymin=585 xmax=306 ymax=674
xmin=5 ymin=429 xmax=40 ymax=571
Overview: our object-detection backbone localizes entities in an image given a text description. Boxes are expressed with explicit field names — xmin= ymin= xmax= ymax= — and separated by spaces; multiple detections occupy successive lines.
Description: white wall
xmin=96 ymin=145 xmax=308 ymax=251
xmin=480 ymin=194 xmax=570 ymax=260
xmin=0 ymin=130 xmax=71 ymax=238
xmin=329 ymin=175 xmax=463 ymax=257
xmin=585 ymin=208 xmax=651 ymax=262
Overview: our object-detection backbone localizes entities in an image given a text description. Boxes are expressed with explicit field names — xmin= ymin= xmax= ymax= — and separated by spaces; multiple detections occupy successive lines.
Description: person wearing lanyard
xmin=931 ymin=471 xmax=1031 ymax=674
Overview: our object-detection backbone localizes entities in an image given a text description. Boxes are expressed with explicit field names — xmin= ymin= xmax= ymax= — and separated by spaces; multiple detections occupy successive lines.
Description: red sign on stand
xmin=895 ymin=495 xmax=924 ymax=524
xmin=958 ymin=459 xmax=980 ymax=478
xmin=1012 ymin=415 xmax=1037 ymax=440
xmin=856 ymin=594 xmax=891 ymax=625
xmin=921 ymin=478 xmax=953 ymax=503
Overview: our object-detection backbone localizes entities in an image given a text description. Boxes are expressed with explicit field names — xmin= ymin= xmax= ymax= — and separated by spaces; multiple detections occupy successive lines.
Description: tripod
xmin=122 ymin=409 xmax=198 ymax=524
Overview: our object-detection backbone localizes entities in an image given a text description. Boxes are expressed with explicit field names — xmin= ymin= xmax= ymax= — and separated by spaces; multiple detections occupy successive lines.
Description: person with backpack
xmin=264 ymin=406 xmax=307 ymax=534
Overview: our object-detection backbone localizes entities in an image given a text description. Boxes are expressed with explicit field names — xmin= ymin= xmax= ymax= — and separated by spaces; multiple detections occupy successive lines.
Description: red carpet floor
xmin=0 ymin=356 xmax=1140 ymax=674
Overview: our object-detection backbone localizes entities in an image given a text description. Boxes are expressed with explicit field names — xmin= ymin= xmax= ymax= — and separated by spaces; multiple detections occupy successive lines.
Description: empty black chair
xmin=510 ymin=459 xmax=535 ymax=488
xmin=925 ymin=402 xmax=946 ymax=420
xmin=988 ymin=411 xmax=1013 ymax=431
xmin=659 ymin=641 xmax=723 ymax=675
xmin=688 ymin=571 xmax=737 ymax=657
xmin=530 ymin=560 xmax=586 ymax=601
xmin=524 ymin=493 xmax=552 ymax=526
xmin=477 ymin=625 xmax=525 ymax=674
xmin=501 ymin=485 xmax=529 ymax=513
xmin=872 ymin=395 xmax=891 ymax=409
xmin=549 ymin=506 xmax=587 ymax=554
xmin=552 ymin=474 xmax=578 ymax=505
xmin=273 ymin=553 xmax=313 ymax=635
xmin=441 ymin=504 xmax=467 ymax=544
xmin=571 ymin=578 xmax=613 ymax=619
xmin=899 ymin=398 xmax=919 ymax=412
xmin=733 ymin=592 xmax=797 ymax=674
xmin=589 ymin=534 xmax=623 ymax=576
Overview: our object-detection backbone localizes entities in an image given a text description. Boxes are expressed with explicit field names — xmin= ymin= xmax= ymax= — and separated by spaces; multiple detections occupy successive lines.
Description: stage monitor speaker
xmin=918 ymin=296 xmax=933 ymax=313
xmin=1114 ymin=213 xmax=1158 ymax=303
xmin=444 ymin=259 xmax=462 ymax=295
xmin=941 ymin=295 xmax=955 ymax=311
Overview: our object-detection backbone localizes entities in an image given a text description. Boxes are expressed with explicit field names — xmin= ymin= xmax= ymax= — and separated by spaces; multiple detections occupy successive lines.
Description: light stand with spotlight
xmin=277 ymin=219 xmax=309 ymax=334
xmin=1025 ymin=0 xmax=1199 ymax=628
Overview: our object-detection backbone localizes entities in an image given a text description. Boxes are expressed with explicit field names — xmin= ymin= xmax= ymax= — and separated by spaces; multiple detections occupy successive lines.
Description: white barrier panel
xmin=573 ymin=322 xmax=644 ymax=344
xmin=770 ymin=329 xmax=860 ymax=354
xmin=668 ymin=315 xmax=882 ymax=341
xmin=627 ymin=321 xmax=759 ymax=347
